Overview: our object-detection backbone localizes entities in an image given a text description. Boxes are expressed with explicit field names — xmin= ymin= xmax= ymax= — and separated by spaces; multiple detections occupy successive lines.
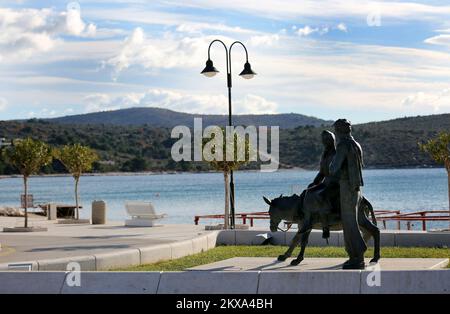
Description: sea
xmin=0 ymin=168 xmax=448 ymax=230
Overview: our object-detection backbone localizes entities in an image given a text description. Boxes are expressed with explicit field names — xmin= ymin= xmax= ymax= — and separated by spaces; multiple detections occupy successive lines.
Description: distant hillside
xmin=47 ymin=107 xmax=331 ymax=129
xmin=1 ymin=113 xmax=449 ymax=174
xmin=281 ymin=113 xmax=450 ymax=169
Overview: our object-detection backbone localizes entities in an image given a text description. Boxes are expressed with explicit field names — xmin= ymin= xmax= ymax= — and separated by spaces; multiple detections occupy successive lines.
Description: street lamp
xmin=201 ymin=39 xmax=257 ymax=229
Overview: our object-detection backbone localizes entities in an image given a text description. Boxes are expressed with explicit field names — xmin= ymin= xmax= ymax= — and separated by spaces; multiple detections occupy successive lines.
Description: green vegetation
xmin=2 ymin=138 xmax=52 ymax=227
xmin=0 ymin=121 xmax=180 ymax=174
xmin=419 ymin=132 xmax=450 ymax=213
xmin=202 ymin=128 xmax=252 ymax=229
xmin=281 ymin=114 xmax=450 ymax=169
xmin=117 ymin=245 xmax=450 ymax=271
xmin=55 ymin=144 xmax=99 ymax=220
xmin=1 ymin=113 xmax=450 ymax=175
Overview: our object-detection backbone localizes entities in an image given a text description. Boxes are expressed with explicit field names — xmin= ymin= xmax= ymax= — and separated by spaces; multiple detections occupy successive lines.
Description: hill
xmin=46 ymin=107 xmax=331 ymax=129
xmin=1 ymin=113 xmax=449 ymax=174
xmin=281 ymin=113 xmax=450 ymax=169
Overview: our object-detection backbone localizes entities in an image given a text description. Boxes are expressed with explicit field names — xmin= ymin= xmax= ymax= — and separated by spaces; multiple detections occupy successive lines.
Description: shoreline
xmin=0 ymin=165 xmax=446 ymax=179
xmin=0 ymin=167 xmax=309 ymax=179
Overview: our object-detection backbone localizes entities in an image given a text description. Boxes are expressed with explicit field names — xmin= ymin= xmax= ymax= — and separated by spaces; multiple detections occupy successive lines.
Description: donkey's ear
xmin=279 ymin=194 xmax=283 ymax=198
xmin=263 ymin=196 xmax=272 ymax=206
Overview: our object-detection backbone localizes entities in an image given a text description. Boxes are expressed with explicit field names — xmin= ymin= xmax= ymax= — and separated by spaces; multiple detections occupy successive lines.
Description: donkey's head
xmin=263 ymin=194 xmax=302 ymax=232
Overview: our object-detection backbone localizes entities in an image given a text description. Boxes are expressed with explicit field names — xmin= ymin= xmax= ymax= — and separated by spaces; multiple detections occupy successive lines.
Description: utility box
xmin=91 ymin=200 xmax=107 ymax=225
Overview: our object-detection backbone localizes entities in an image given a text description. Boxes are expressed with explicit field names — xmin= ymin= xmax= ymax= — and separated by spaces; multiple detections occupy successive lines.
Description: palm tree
xmin=419 ymin=132 xmax=450 ymax=225
xmin=2 ymin=138 xmax=52 ymax=228
xmin=55 ymin=144 xmax=98 ymax=220
xmin=202 ymin=128 xmax=252 ymax=229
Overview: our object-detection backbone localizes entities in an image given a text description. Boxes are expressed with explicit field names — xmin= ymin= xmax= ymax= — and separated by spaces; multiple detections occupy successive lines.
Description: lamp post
xmin=201 ymin=39 xmax=256 ymax=229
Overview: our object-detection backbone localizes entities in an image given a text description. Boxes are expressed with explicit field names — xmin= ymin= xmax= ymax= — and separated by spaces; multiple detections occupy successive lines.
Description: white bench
xmin=124 ymin=202 xmax=167 ymax=227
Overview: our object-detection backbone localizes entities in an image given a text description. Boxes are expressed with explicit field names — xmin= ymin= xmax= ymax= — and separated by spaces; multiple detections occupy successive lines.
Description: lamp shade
xmin=201 ymin=59 xmax=219 ymax=77
xmin=239 ymin=62 xmax=256 ymax=79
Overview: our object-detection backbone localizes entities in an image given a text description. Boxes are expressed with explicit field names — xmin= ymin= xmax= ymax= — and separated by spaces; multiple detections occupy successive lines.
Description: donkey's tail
xmin=363 ymin=196 xmax=377 ymax=226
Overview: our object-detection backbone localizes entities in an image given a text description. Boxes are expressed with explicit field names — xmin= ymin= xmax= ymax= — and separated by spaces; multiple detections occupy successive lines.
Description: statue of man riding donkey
xmin=263 ymin=119 xmax=380 ymax=270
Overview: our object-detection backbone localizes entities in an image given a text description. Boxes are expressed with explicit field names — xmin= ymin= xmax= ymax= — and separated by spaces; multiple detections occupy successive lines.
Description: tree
xmin=121 ymin=156 xmax=147 ymax=172
xmin=202 ymin=128 xmax=253 ymax=229
xmin=419 ymin=132 xmax=450 ymax=223
xmin=56 ymin=144 xmax=98 ymax=220
xmin=3 ymin=138 xmax=52 ymax=228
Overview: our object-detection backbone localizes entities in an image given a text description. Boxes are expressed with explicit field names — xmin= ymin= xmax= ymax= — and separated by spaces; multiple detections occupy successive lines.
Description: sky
xmin=1 ymin=0 xmax=450 ymax=123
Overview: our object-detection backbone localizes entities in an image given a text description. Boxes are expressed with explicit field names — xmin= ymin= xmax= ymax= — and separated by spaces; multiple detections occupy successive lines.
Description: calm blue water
xmin=0 ymin=168 xmax=448 ymax=229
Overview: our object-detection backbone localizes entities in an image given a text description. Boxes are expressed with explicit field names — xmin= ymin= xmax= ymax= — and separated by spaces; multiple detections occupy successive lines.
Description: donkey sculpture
xmin=263 ymin=193 xmax=380 ymax=266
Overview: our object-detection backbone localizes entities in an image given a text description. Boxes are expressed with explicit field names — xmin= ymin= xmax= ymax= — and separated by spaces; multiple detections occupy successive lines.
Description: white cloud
xmin=297 ymin=26 xmax=318 ymax=37
xmin=84 ymin=93 xmax=142 ymax=113
xmin=0 ymin=98 xmax=7 ymax=111
xmin=105 ymin=27 xmax=215 ymax=78
xmin=236 ymin=94 xmax=277 ymax=114
xmin=297 ymin=25 xmax=329 ymax=37
xmin=336 ymin=23 xmax=348 ymax=32
xmin=27 ymin=107 xmax=58 ymax=118
xmin=175 ymin=22 xmax=256 ymax=35
xmin=167 ymin=0 xmax=450 ymax=21
xmin=401 ymin=89 xmax=450 ymax=112
xmin=424 ymin=34 xmax=450 ymax=47
xmin=436 ymin=28 xmax=450 ymax=33
xmin=87 ymin=6 xmax=259 ymax=37
xmin=249 ymin=34 xmax=280 ymax=47
xmin=143 ymin=89 xmax=277 ymax=114
xmin=0 ymin=7 xmax=96 ymax=61
xmin=83 ymin=89 xmax=277 ymax=114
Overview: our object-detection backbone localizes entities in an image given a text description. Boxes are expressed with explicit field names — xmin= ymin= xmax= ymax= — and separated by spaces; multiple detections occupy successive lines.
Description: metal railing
xmin=376 ymin=210 xmax=450 ymax=231
xmin=194 ymin=209 xmax=450 ymax=231
xmin=195 ymin=211 xmax=268 ymax=227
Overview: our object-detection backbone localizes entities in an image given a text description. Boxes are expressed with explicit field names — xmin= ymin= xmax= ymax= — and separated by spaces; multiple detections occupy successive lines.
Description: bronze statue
xmin=306 ymin=130 xmax=339 ymax=240
xmin=263 ymin=193 xmax=380 ymax=266
xmin=308 ymin=130 xmax=337 ymax=189
xmin=329 ymin=119 xmax=368 ymax=269
xmin=264 ymin=122 xmax=380 ymax=268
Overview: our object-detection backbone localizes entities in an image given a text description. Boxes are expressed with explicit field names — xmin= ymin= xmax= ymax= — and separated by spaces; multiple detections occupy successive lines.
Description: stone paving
xmin=0 ymin=216 xmax=207 ymax=264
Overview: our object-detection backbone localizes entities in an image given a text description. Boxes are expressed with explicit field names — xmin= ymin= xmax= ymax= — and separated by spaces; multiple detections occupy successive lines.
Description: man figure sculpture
xmin=329 ymin=119 xmax=367 ymax=269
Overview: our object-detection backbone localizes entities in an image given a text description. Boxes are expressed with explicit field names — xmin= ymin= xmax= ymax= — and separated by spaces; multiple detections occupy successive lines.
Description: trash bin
xmin=47 ymin=203 xmax=57 ymax=220
xmin=91 ymin=200 xmax=107 ymax=224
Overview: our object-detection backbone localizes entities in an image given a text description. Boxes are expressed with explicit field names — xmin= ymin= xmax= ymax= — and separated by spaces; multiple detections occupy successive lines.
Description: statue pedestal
xmin=186 ymin=257 xmax=449 ymax=293
xmin=188 ymin=257 xmax=449 ymax=271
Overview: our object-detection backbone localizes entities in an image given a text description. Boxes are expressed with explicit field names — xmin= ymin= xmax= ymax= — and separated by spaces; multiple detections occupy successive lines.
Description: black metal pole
xmin=205 ymin=39 xmax=252 ymax=230
xmin=227 ymin=73 xmax=235 ymax=229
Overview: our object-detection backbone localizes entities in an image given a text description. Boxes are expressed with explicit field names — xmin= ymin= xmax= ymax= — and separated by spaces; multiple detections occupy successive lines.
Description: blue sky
xmin=1 ymin=0 xmax=450 ymax=123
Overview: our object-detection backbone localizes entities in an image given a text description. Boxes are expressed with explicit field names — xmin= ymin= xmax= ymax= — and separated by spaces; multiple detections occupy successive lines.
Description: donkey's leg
xmin=361 ymin=228 xmax=371 ymax=243
xmin=278 ymin=231 xmax=302 ymax=261
xmin=358 ymin=209 xmax=380 ymax=263
xmin=278 ymin=217 xmax=311 ymax=262
xmin=290 ymin=229 xmax=312 ymax=266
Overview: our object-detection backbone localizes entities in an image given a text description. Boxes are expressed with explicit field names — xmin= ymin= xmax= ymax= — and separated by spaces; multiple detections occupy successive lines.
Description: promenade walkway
xmin=0 ymin=216 xmax=208 ymax=265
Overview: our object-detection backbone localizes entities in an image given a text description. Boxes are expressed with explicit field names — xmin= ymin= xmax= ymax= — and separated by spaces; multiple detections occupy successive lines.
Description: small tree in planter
xmin=202 ymin=128 xmax=253 ymax=229
xmin=419 ymin=132 xmax=450 ymax=225
xmin=56 ymin=144 xmax=98 ymax=220
xmin=3 ymin=138 xmax=52 ymax=228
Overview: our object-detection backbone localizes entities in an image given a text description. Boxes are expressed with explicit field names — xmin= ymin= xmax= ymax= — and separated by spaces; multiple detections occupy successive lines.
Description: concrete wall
xmin=0 ymin=269 xmax=448 ymax=294
xmin=218 ymin=229 xmax=450 ymax=248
